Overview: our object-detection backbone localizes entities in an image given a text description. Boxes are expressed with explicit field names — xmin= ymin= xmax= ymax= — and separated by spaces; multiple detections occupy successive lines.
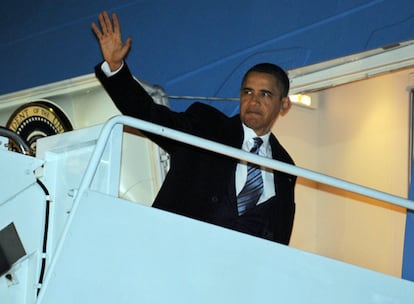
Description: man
xmin=92 ymin=11 xmax=296 ymax=244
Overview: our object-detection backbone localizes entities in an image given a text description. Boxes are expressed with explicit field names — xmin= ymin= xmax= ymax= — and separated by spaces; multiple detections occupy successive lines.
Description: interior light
xmin=289 ymin=94 xmax=312 ymax=107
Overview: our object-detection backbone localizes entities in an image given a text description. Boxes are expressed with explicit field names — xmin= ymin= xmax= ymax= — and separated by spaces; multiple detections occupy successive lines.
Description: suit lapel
xmin=270 ymin=134 xmax=284 ymax=192
xmin=225 ymin=116 xmax=244 ymax=212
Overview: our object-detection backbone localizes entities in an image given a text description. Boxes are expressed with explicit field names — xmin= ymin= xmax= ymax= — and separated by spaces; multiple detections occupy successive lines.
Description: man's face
xmin=240 ymin=71 xmax=289 ymax=136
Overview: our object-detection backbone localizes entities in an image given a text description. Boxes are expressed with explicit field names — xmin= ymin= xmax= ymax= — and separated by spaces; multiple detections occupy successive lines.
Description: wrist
xmin=101 ymin=61 xmax=124 ymax=77
xmin=108 ymin=61 xmax=122 ymax=72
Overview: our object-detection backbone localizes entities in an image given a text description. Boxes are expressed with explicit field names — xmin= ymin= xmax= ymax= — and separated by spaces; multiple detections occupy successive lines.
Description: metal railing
xmin=77 ymin=115 xmax=414 ymax=211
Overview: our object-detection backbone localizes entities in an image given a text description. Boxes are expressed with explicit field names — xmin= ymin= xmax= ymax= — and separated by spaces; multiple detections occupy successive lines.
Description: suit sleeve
xmin=95 ymin=62 xmax=168 ymax=121
xmin=94 ymin=62 xmax=228 ymax=152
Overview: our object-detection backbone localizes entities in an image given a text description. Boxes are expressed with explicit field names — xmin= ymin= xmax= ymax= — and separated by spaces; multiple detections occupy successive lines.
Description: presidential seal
xmin=6 ymin=100 xmax=73 ymax=154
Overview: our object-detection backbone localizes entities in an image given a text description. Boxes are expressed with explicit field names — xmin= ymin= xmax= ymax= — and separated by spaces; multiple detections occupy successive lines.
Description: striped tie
xmin=237 ymin=137 xmax=263 ymax=216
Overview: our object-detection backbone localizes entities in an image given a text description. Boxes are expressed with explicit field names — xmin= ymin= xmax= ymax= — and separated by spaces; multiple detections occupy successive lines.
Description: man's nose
xmin=250 ymin=92 xmax=262 ymax=103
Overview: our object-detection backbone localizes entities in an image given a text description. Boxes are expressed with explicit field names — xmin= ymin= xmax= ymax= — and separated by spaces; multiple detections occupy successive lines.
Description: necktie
xmin=237 ymin=137 xmax=263 ymax=216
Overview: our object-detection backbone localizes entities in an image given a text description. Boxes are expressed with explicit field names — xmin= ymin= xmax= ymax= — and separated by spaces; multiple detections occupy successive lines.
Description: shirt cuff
xmin=101 ymin=61 xmax=124 ymax=77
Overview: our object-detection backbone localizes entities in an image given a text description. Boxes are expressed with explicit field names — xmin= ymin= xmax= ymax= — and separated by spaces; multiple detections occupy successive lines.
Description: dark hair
xmin=241 ymin=63 xmax=290 ymax=98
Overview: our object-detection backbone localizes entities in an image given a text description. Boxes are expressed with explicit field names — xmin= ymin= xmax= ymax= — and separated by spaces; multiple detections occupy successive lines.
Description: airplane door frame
xmin=403 ymin=88 xmax=414 ymax=281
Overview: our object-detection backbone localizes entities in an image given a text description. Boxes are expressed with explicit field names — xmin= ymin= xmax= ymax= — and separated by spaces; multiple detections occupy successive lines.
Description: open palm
xmin=92 ymin=11 xmax=132 ymax=71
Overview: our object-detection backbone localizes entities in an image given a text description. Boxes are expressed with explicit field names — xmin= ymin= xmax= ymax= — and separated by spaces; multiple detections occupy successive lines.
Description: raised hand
xmin=92 ymin=11 xmax=132 ymax=71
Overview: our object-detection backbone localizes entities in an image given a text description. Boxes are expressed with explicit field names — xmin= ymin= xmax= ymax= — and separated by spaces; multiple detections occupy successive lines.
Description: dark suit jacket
xmin=95 ymin=63 xmax=296 ymax=244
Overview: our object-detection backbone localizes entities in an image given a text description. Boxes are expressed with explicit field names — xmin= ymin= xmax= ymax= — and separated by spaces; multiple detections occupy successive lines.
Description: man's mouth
xmin=246 ymin=110 xmax=262 ymax=116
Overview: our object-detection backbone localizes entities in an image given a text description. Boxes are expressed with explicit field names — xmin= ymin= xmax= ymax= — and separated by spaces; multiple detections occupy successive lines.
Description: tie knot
xmin=250 ymin=137 xmax=263 ymax=154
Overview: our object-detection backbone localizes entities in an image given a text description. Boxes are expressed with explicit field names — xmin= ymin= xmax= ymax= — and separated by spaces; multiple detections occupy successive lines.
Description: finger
xmin=97 ymin=12 xmax=107 ymax=35
xmin=120 ymin=37 xmax=132 ymax=59
xmin=112 ymin=12 xmax=120 ymax=34
xmin=124 ymin=37 xmax=132 ymax=50
xmin=102 ymin=11 xmax=113 ymax=33
xmin=91 ymin=22 xmax=102 ymax=38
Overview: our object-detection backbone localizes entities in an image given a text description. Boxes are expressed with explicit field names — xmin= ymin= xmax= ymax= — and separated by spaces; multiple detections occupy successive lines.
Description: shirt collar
xmin=241 ymin=123 xmax=271 ymax=153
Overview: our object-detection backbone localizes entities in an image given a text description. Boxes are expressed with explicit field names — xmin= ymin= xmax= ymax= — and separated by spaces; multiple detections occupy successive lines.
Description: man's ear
xmin=279 ymin=96 xmax=292 ymax=116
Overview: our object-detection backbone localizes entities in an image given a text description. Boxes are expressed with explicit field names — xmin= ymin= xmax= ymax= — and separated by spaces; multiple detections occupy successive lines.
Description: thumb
xmin=121 ymin=37 xmax=132 ymax=57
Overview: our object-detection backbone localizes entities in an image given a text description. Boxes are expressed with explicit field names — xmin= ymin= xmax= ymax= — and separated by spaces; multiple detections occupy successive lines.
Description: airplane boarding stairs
xmin=1 ymin=115 xmax=414 ymax=303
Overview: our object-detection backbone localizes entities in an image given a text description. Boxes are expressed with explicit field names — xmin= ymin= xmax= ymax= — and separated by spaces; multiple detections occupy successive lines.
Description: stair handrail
xmin=76 ymin=115 xmax=414 ymax=211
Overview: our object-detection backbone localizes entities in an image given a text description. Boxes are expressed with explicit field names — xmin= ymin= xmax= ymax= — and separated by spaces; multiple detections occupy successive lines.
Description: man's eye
xmin=262 ymin=91 xmax=272 ymax=97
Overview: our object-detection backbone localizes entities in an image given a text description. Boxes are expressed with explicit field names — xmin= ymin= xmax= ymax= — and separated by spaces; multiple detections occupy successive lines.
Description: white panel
xmin=38 ymin=190 xmax=414 ymax=304
xmin=35 ymin=124 xmax=122 ymax=263
xmin=0 ymin=150 xmax=43 ymax=205
xmin=0 ymin=252 xmax=41 ymax=304
xmin=0 ymin=181 xmax=47 ymax=304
